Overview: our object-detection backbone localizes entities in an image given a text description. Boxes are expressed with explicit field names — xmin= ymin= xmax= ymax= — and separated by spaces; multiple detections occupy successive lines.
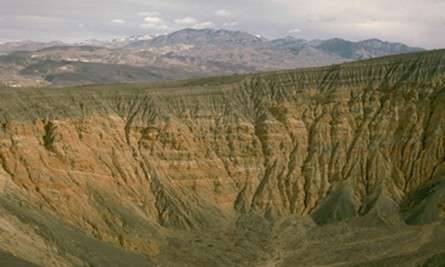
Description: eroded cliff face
xmin=0 ymin=50 xmax=445 ymax=266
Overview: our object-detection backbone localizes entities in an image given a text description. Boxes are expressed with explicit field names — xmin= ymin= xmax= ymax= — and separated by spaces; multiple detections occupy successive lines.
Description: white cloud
xmin=111 ymin=19 xmax=125 ymax=24
xmin=144 ymin=16 xmax=163 ymax=24
xmin=192 ymin=21 xmax=214 ymax=29
xmin=140 ymin=16 xmax=169 ymax=30
xmin=288 ymin=28 xmax=302 ymax=34
xmin=223 ymin=21 xmax=239 ymax=27
xmin=215 ymin=9 xmax=231 ymax=17
xmin=138 ymin=11 xmax=160 ymax=17
xmin=174 ymin=16 xmax=198 ymax=26
xmin=174 ymin=16 xmax=214 ymax=29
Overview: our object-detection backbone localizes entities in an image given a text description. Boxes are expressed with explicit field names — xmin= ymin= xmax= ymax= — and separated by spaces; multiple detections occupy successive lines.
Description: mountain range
xmin=0 ymin=28 xmax=423 ymax=87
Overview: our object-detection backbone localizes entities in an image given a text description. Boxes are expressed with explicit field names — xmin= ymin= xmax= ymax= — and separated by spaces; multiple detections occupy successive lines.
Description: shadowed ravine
xmin=0 ymin=50 xmax=445 ymax=266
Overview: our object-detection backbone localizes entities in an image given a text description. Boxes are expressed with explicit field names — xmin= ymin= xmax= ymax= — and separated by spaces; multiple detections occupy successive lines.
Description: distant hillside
xmin=316 ymin=38 xmax=423 ymax=60
xmin=0 ymin=28 xmax=424 ymax=87
xmin=0 ymin=41 xmax=66 ymax=54
xmin=128 ymin=28 xmax=265 ymax=49
xmin=20 ymin=60 xmax=164 ymax=85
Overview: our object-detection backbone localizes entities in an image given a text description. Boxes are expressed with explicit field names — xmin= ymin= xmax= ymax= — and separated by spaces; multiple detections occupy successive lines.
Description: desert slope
xmin=0 ymin=50 xmax=444 ymax=266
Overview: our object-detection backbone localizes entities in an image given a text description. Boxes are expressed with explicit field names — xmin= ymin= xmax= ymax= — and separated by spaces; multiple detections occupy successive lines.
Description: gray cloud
xmin=174 ymin=16 xmax=198 ymax=26
xmin=111 ymin=19 xmax=126 ymax=24
xmin=140 ymin=15 xmax=169 ymax=30
xmin=0 ymin=0 xmax=443 ymax=48
xmin=215 ymin=9 xmax=231 ymax=17
xmin=223 ymin=21 xmax=239 ymax=27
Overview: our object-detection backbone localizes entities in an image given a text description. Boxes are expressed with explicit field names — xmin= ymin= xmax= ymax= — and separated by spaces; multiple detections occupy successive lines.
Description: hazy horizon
xmin=1 ymin=0 xmax=444 ymax=49
xmin=0 ymin=27 xmax=430 ymax=49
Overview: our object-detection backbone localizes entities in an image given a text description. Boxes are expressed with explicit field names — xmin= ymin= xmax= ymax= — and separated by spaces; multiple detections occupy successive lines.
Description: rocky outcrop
xmin=0 ymin=50 xmax=444 ymax=266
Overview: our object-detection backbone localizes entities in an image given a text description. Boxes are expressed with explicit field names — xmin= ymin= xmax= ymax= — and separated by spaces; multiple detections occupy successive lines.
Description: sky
xmin=0 ymin=0 xmax=444 ymax=49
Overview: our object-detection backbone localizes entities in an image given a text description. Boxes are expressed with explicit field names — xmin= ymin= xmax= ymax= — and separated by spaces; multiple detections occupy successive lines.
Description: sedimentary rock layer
xmin=0 ymin=50 xmax=444 ymax=266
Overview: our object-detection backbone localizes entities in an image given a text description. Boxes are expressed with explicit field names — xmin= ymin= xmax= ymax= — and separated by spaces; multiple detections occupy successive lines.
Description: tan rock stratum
xmin=0 ymin=50 xmax=444 ymax=266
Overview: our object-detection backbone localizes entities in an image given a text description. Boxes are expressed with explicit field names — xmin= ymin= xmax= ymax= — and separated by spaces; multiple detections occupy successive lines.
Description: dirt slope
xmin=0 ymin=50 xmax=444 ymax=266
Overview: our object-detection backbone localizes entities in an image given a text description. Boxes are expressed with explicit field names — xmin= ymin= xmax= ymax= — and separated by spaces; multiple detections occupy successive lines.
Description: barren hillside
xmin=0 ymin=50 xmax=444 ymax=266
